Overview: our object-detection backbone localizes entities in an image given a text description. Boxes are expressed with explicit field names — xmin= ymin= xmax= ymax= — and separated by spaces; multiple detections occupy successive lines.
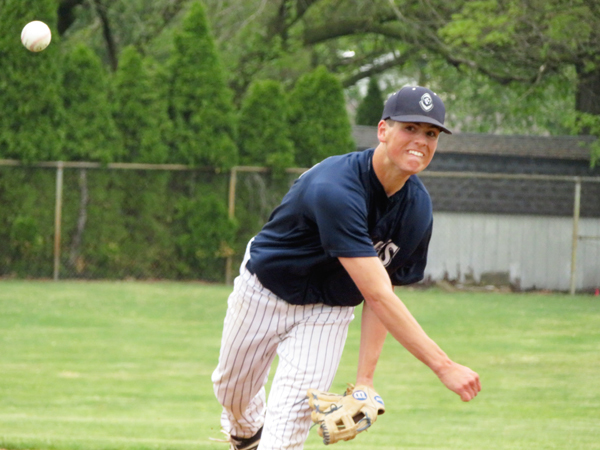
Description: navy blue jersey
xmin=247 ymin=148 xmax=433 ymax=307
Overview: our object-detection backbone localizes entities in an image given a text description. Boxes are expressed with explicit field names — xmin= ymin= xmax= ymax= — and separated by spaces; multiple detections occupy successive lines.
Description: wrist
xmin=355 ymin=376 xmax=374 ymax=388
xmin=429 ymin=357 xmax=454 ymax=377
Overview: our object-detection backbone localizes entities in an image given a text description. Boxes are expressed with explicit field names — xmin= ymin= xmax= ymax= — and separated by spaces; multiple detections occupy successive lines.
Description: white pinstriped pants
xmin=212 ymin=243 xmax=355 ymax=450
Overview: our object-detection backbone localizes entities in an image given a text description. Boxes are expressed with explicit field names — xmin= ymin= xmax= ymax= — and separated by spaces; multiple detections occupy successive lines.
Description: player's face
xmin=380 ymin=121 xmax=440 ymax=175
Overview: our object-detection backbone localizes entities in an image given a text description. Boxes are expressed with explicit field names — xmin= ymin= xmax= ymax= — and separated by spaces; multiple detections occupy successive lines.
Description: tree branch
xmin=303 ymin=15 xmax=541 ymax=86
xmin=340 ymin=49 xmax=417 ymax=87
xmin=303 ymin=15 xmax=398 ymax=45
xmin=269 ymin=0 xmax=324 ymax=45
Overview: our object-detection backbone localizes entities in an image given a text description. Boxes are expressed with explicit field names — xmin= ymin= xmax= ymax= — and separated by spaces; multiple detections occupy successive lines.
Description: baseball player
xmin=212 ymin=86 xmax=481 ymax=450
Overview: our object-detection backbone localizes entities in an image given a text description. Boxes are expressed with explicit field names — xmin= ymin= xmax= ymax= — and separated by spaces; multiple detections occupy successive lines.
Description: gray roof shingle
xmin=352 ymin=125 xmax=597 ymax=161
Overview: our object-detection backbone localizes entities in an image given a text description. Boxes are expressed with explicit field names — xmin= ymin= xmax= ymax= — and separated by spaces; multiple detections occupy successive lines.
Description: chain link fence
xmin=0 ymin=161 xmax=300 ymax=283
xmin=1 ymin=160 xmax=599 ymax=292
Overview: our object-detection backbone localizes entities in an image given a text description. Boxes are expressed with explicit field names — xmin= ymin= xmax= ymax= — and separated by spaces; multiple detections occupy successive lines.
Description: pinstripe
xmin=322 ymin=307 xmax=346 ymax=388
xmin=232 ymin=290 xmax=267 ymax=418
xmin=279 ymin=305 xmax=321 ymax=439
xmin=283 ymin=304 xmax=331 ymax=443
xmin=225 ymin=288 xmax=264 ymax=410
xmin=247 ymin=308 xmax=278 ymax=398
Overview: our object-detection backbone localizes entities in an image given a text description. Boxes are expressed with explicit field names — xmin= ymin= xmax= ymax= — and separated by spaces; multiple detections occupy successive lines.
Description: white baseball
xmin=21 ymin=21 xmax=52 ymax=52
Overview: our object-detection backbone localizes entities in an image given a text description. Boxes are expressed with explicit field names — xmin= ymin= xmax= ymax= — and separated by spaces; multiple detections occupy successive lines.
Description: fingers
xmin=437 ymin=362 xmax=481 ymax=402
xmin=459 ymin=370 xmax=481 ymax=402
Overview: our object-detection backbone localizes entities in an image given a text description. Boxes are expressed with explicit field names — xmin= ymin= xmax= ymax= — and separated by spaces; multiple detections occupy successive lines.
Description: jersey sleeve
xmin=306 ymin=181 xmax=377 ymax=258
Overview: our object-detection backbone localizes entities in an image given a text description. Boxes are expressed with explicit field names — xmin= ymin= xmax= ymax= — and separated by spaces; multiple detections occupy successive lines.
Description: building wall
xmin=426 ymin=212 xmax=600 ymax=292
xmin=425 ymin=154 xmax=600 ymax=218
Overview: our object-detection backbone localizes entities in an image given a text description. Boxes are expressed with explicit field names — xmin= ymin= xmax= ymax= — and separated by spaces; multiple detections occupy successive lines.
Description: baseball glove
xmin=307 ymin=384 xmax=385 ymax=445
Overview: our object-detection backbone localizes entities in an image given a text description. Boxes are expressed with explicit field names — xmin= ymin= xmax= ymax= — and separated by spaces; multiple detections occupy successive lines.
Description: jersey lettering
xmin=373 ymin=240 xmax=400 ymax=267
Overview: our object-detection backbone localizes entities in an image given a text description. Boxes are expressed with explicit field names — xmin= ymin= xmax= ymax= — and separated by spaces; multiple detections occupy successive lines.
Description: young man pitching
xmin=212 ymin=86 xmax=481 ymax=450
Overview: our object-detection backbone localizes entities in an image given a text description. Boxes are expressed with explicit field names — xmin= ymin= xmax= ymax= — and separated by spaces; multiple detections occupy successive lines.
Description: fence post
xmin=569 ymin=177 xmax=581 ymax=295
xmin=225 ymin=167 xmax=238 ymax=285
xmin=53 ymin=162 xmax=64 ymax=281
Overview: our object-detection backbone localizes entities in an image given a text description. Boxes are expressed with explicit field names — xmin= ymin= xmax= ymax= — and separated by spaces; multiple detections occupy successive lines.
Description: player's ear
xmin=377 ymin=120 xmax=388 ymax=143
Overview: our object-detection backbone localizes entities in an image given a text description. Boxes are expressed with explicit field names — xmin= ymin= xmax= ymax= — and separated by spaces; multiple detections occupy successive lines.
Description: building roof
xmin=352 ymin=125 xmax=597 ymax=161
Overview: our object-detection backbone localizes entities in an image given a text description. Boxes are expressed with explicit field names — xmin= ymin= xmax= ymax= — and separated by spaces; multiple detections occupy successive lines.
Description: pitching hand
xmin=436 ymin=362 xmax=481 ymax=402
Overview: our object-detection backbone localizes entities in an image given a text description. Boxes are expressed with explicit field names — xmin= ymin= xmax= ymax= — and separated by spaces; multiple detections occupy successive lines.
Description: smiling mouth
xmin=408 ymin=150 xmax=424 ymax=157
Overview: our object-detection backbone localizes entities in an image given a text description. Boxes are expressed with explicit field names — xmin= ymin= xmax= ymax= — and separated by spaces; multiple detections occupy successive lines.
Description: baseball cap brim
xmin=388 ymin=114 xmax=452 ymax=135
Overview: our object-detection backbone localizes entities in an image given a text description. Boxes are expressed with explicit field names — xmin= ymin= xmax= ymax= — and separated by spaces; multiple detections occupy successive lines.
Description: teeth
xmin=408 ymin=150 xmax=424 ymax=157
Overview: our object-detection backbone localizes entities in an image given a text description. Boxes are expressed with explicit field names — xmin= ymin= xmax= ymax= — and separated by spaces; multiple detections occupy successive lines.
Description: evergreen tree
xmin=355 ymin=77 xmax=384 ymax=126
xmin=113 ymin=46 xmax=171 ymax=163
xmin=238 ymin=79 xmax=295 ymax=171
xmin=288 ymin=66 xmax=355 ymax=168
xmin=0 ymin=0 xmax=64 ymax=161
xmin=167 ymin=1 xmax=237 ymax=169
xmin=62 ymin=44 xmax=123 ymax=162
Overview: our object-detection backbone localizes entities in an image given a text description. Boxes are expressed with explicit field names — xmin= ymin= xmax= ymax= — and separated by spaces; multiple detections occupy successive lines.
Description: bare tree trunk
xmin=93 ymin=0 xmax=118 ymax=71
xmin=69 ymin=169 xmax=89 ymax=274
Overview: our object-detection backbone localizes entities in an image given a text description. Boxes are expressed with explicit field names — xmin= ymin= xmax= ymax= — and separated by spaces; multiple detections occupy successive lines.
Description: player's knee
xmin=213 ymin=380 xmax=262 ymax=417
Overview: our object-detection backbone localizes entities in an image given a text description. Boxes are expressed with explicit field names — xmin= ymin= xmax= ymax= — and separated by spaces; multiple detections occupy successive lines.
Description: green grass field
xmin=1 ymin=281 xmax=599 ymax=450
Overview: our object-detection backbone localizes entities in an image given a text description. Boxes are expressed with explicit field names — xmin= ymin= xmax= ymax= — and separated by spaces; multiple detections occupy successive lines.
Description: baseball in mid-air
xmin=21 ymin=21 xmax=52 ymax=52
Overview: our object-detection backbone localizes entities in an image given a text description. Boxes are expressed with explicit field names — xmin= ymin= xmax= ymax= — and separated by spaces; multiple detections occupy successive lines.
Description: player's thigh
xmin=213 ymin=273 xmax=282 ymax=391
xmin=272 ymin=303 xmax=355 ymax=398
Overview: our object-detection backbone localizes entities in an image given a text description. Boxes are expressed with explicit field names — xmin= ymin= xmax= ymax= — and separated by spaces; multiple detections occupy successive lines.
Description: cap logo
xmin=419 ymin=93 xmax=434 ymax=112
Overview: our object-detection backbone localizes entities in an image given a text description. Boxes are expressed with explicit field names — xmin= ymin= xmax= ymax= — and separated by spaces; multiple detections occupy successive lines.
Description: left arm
xmin=339 ymin=256 xmax=480 ymax=402
xmin=356 ymin=300 xmax=388 ymax=387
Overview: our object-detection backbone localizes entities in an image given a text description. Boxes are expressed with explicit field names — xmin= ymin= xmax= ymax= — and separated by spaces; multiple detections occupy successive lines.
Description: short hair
xmin=385 ymin=119 xmax=443 ymax=133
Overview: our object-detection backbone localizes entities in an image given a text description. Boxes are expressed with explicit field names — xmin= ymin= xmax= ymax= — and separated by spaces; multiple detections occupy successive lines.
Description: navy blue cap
xmin=381 ymin=86 xmax=451 ymax=134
